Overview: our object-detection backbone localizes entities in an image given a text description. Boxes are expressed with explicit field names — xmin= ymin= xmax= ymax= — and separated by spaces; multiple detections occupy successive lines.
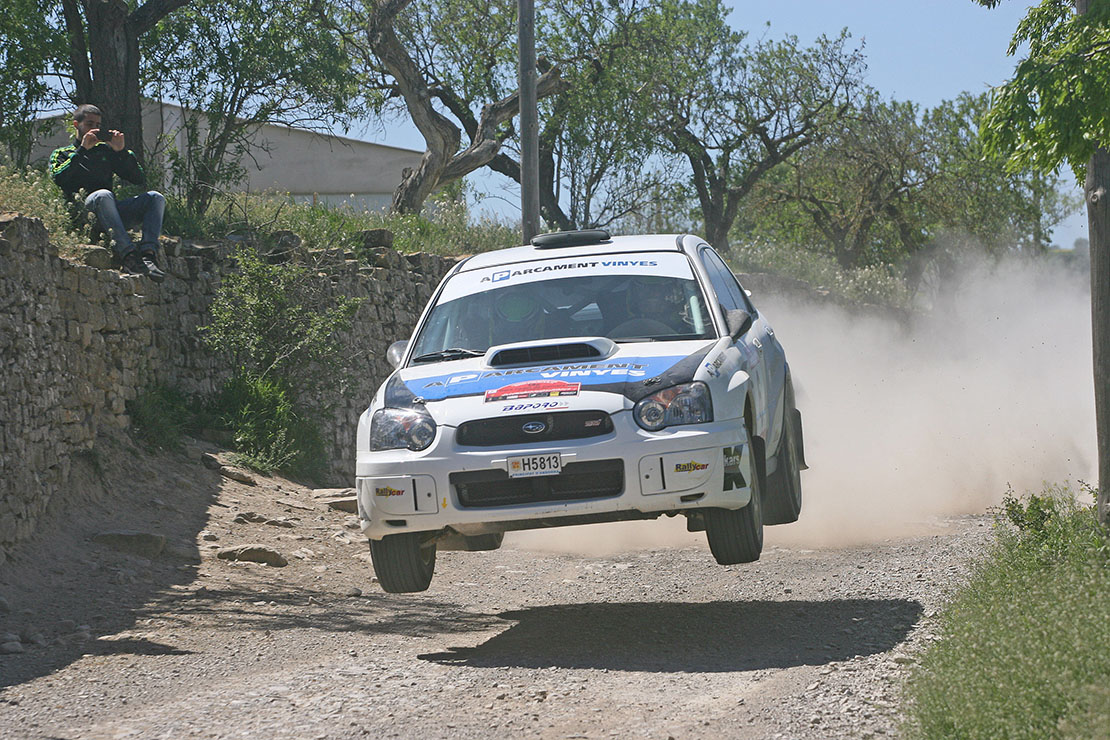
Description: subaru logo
xmin=522 ymin=421 xmax=547 ymax=434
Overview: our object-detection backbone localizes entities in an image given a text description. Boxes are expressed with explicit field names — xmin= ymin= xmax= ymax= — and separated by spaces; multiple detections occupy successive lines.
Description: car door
xmin=699 ymin=247 xmax=770 ymax=440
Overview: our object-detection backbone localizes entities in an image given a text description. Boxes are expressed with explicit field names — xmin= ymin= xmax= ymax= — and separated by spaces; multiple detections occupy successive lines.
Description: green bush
xmin=213 ymin=374 xmax=326 ymax=481
xmin=729 ymin=237 xmax=912 ymax=308
xmin=201 ymin=245 xmax=362 ymax=392
xmin=905 ymin=483 xmax=1110 ymax=739
xmin=127 ymin=385 xmax=199 ymax=450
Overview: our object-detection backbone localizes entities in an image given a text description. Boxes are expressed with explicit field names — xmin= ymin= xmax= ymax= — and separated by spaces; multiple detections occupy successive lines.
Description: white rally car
xmin=356 ymin=230 xmax=806 ymax=592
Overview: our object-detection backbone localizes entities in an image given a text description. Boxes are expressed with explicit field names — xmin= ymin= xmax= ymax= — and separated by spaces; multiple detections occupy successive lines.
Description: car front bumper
xmin=355 ymin=412 xmax=754 ymax=540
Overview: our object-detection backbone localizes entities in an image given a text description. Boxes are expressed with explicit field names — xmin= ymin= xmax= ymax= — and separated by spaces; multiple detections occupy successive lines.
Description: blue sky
xmin=363 ymin=0 xmax=1086 ymax=248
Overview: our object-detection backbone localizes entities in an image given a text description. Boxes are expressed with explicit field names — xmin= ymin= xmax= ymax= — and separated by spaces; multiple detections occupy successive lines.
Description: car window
xmin=410 ymin=255 xmax=716 ymax=356
xmin=701 ymin=248 xmax=755 ymax=314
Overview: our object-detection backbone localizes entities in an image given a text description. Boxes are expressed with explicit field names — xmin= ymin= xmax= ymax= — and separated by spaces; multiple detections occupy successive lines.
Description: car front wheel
xmin=704 ymin=434 xmax=764 ymax=564
xmin=369 ymin=532 xmax=437 ymax=593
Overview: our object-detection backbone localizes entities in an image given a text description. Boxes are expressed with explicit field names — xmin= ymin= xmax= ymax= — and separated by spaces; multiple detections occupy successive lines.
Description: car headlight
xmin=370 ymin=407 xmax=437 ymax=451
xmin=634 ymin=381 xmax=713 ymax=431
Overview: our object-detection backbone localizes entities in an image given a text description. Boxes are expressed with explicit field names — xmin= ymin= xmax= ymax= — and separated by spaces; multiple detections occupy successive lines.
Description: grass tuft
xmin=904 ymin=483 xmax=1110 ymax=739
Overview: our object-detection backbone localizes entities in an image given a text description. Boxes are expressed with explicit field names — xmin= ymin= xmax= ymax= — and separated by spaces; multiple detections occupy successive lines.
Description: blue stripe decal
xmin=406 ymin=355 xmax=689 ymax=401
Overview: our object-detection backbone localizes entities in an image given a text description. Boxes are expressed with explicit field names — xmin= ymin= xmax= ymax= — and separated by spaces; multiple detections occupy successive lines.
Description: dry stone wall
xmin=0 ymin=213 xmax=456 ymax=564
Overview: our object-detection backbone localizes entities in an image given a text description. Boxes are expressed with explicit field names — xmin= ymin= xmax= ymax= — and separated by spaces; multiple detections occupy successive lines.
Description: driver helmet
xmin=627 ymin=275 xmax=682 ymax=318
xmin=494 ymin=291 xmax=540 ymax=324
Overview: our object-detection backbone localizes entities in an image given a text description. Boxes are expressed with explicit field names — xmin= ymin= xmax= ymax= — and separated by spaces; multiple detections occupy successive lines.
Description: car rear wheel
xmin=369 ymin=533 xmax=436 ymax=593
xmin=704 ymin=435 xmax=764 ymax=564
xmin=764 ymin=382 xmax=803 ymax=525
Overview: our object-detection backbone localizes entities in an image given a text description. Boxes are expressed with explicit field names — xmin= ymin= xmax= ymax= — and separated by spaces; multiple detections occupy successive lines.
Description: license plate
xmin=507 ymin=453 xmax=562 ymax=478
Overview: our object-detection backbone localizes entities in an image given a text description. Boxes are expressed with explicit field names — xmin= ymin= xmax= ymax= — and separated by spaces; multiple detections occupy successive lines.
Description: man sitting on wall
xmin=49 ymin=104 xmax=166 ymax=283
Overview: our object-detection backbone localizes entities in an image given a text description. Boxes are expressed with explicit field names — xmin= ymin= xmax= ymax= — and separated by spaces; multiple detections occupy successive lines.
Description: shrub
xmin=201 ymin=245 xmax=362 ymax=393
xmin=212 ymin=374 xmax=326 ymax=481
xmin=127 ymin=385 xmax=199 ymax=450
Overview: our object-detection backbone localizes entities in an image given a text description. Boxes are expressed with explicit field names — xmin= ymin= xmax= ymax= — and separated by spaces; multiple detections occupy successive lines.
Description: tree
xmin=1 ymin=0 xmax=69 ymax=165
xmin=648 ymin=0 xmax=865 ymax=249
xmin=59 ymin=0 xmax=194 ymax=163
xmin=323 ymin=0 xmax=566 ymax=215
xmin=143 ymin=0 xmax=366 ymax=217
xmin=976 ymin=0 xmax=1110 ymax=524
xmin=488 ymin=0 xmax=684 ymax=231
xmin=739 ymin=92 xmax=1075 ymax=272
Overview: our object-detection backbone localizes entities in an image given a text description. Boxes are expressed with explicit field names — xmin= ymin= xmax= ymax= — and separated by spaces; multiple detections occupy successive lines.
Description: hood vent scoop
xmin=487 ymin=337 xmax=616 ymax=367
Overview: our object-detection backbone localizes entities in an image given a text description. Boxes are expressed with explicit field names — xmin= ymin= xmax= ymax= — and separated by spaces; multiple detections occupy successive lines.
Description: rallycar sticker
xmin=438 ymin=251 xmax=697 ymax=303
xmin=674 ymin=461 xmax=710 ymax=474
xmin=374 ymin=486 xmax=405 ymax=497
xmin=389 ymin=343 xmax=717 ymax=405
xmin=410 ymin=357 xmax=684 ymax=402
xmin=500 ymin=400 xmax=570 ymax=413
xmin=480 ymin=259 xmax=659 ymax=284
xmin=485 ymin=380 xmax=581 ymax=402
xmin=703 ymin=353 xmax=725 ymax=378
xmin=723 ymin=446 xmax=747 ymax=491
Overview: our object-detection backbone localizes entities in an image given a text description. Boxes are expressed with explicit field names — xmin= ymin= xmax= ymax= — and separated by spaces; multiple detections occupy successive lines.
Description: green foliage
xmin=127 ymin=385 xmax=199 ymax=450
xmin=978 ymin=0 xmax=1110 ymax=178
xmin=185 ymin=189 xmax=518 ymax=256
xmin=905 ymin=483 xmax=1110 ymax=739
xmin=645 ymin=1 xmax=867 ymax=247
xmin=201 ymin=245 xmax=362 ymax=388
xmin=729 ymin=238 xmax=912 ymax=308
xmin=143 ymin=0 xmax=368 ymax=219
xmin=1 ymin=0 xmax=67 ymax=165
xmin=0 ymin=163 xmax=90 ymax=253
xmin=212 ymin=374 xmax=326 ymax=480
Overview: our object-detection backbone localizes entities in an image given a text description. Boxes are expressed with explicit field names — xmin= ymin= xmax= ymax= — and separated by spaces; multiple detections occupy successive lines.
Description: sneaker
xmin=121 ymin=251 xmax=149 ymax=277
xmin=141 ymin=254 xmax=166 ymax=283
xmin=121 ymin=251 xmax=166 ymax=283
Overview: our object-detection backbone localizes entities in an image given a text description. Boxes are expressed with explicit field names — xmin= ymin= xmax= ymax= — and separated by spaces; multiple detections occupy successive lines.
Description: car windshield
xmin=410 ymin=254 xmax=715 ymax=359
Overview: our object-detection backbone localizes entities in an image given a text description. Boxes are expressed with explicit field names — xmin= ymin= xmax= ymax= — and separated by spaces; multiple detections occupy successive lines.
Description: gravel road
xmin=0 ymin=436 xmax=992 ymax=740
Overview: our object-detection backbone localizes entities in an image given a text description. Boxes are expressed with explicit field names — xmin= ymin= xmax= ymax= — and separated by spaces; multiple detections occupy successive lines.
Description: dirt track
xmin=0 ymin=434 xmax=989 ymax=739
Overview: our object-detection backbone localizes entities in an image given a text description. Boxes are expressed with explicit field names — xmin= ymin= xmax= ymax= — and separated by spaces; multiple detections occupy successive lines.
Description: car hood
xmin=380 ymin=339 xmax=717 ymax=425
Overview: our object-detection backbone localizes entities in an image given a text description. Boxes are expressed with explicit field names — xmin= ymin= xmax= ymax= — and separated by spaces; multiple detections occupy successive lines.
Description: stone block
xmin=78 ymin=247 xmax=113 ymax=269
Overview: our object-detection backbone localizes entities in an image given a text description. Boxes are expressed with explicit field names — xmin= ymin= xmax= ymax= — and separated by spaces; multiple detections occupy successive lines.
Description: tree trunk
xmin=1087 ymin=146 xmax=1110 ymax=525
xmin=84 ymin=0 xmax=145 ymax=162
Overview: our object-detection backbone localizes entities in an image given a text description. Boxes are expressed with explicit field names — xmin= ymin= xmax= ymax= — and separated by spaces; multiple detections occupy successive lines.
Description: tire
xmin=764 ymin=383 xmax=803 ymax=525
xmin=704 ymin=435 xmax=764 ymax=565
xmin=369 ymin=533 xmax=436 ymax=593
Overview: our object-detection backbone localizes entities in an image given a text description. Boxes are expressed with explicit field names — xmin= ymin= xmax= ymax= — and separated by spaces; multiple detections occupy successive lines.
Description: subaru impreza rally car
xmin=356 ymin=230 xmax=806 ymax=592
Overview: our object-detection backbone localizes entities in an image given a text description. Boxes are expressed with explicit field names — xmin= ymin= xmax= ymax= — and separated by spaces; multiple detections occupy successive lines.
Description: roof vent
xmin=531 ymin=229 xmax=611 ymax=249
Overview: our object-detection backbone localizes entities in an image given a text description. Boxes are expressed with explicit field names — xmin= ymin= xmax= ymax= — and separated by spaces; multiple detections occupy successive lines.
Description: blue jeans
xmin=84 ymin=189 xmax=165 ymax=259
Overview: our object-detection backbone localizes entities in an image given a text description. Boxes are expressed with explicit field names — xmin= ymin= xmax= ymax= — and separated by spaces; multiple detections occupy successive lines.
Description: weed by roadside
xmin=0 ymin=164 xmax=90 ymax=254
xmin=127 ymin=385 xmax=207 ymax=451
xmin=904 ymin=483 xmax=1110 ymax=739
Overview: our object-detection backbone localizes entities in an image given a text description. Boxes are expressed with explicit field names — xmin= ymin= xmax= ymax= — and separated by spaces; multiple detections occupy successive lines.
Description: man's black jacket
xmin=49 ymin=140 xmax=145 ymax=200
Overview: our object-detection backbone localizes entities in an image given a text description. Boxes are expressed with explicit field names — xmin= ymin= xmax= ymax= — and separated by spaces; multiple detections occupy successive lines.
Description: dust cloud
xmin=511 ymin=254 xmax=1096 ymax=553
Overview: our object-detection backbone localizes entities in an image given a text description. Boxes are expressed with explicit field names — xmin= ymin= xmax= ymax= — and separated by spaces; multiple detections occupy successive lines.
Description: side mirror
xmin=725 ymin=308 xmax=753 ymax=339
xmin=386 ymin=340 xmax=408 ymax=369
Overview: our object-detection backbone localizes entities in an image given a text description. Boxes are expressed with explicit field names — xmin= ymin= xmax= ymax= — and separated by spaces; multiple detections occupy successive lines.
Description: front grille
xmin=456 ymin=410 xmax=613 ymax=447
xmin=451 ymin=459 xmax=624 ymax=508
xmin=489 ymin=343 xmax=602 ymax=366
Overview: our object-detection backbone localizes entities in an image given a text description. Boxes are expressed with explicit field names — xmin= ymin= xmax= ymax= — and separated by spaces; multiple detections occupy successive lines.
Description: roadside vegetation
xmin=905 ymin=485 xmax=1110 ymax=739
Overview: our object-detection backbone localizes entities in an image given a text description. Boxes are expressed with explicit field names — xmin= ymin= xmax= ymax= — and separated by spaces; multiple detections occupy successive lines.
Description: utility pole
xmin=518 ymin=0 xmax=540 ymax=243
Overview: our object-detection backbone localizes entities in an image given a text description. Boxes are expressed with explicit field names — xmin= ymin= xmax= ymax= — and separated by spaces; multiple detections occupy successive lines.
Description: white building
xmin=33 ymin=101 xmax=422 ymax=212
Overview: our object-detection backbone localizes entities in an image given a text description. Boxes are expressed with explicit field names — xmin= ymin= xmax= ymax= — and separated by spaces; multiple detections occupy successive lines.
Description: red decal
xmin=485 ymin=380 xmax=581 ymax=402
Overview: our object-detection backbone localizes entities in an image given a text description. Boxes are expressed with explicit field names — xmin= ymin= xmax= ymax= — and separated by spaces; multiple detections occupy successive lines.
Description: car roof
xmin=458 ymin=233 xmax=702 ymax=273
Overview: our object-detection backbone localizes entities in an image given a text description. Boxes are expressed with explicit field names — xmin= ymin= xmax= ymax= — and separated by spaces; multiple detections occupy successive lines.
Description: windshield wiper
xmin=411 ymin=347 xmax=485 ymax=364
